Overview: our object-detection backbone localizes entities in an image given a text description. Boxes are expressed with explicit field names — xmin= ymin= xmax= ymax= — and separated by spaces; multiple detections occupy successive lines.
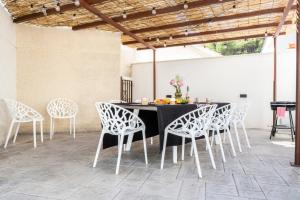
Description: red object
xmin=277 ymin=107 xmax=286 ymax=118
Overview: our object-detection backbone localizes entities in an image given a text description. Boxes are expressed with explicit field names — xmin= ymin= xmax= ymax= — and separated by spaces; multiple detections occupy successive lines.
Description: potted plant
xmin=170 ymin=75 xmax=184 ymax=99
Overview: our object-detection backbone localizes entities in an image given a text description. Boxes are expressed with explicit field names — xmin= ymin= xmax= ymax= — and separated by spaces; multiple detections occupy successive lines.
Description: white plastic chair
xmin=93 ymin=102 xmax=148 ymax=174
xmin=3 ymin=99 xmax=43 ymax=149
xmin=209 ymin=104 xmax=237 ymax=160
xmin=47 ymin=98 xmax=78 ymax=140
xmin=109 ymin=100 xmax=127 ymax=150
xmin=187 ymin=103 xmax=208 ymax=157
xmin=111 ymin=99 xmax=154 ymax=147
xmin=161 ymin=105 xmax=217 ymax=178
xmin=228 ymin=103 xmax=251 ymax=152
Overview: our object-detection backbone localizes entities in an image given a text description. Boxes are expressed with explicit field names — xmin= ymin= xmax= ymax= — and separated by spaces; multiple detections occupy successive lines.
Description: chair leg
xmin=69 ymin=118 xmax=72 ymax=135
xmin=52 ymin=119 xmax=55 ymax=138
xmin=241 ymin=122 xmax=251 ymax=148
xmin=73 ymin=117 xmax=76 ymax=139
xmin=226 ymin=128 xmax=237 ymax=157
xmin=50 ymin=117 xmax=52 ymax=139
xmin=150 ymin=137 xmax=153 ymax=145
xmin=191 ymin=137 xmax=202 ymax=178
xmin=182 ymin=137 xmax=185 ymax=161
xmin=116 ymin=134 xmax=125 ymax=175
xmin=234 ymin=123 xmax=242 ymax=152
xmin=13 ymin=123 xmax=20 ymax=143
xmin=204 ymin=133 xmax=216 ymax=169
xmin=4 ymin=120 xmax=15 ymax=149
xmin=40 ymin=121 xmax=44 ymax=143
xmin=33 ymin=121 xmax=37 ymax=148
xmin=210 ymin=132 xmax=215 ymax=147
xmin=223 ymin=129 xmax=227 ymax=143
xmin=50 ymin=118 xmax=54 ymax=140
xmin=141 ymin=128 xmax=148 ymax=165
xmin=93 ymin=131 xmax=106 ymax=167
xmin=160 ymin=131 xmax=168 ymax=169
xmin=173 ymin=146 xmax=178 ymax=164
xmin=216 ymin=129 xmax=226 ymax=162
xmin=190 ymin=142 xmax=193 ymax=157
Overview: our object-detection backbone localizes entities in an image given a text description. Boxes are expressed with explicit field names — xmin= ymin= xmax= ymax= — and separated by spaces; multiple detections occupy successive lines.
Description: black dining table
xmin=101 ymin=102 xmax=229 ymax=163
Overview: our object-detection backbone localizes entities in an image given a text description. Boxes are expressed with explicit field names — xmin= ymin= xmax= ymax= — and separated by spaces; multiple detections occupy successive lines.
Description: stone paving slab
xmin=0 ymin=129 xmax=298 ymax=200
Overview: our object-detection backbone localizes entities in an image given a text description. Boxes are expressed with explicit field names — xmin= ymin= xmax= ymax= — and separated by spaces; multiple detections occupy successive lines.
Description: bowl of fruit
xmin=154 ymin=98 xmax=171 ymax=105
xmin=175 ymin=98 xmax=189 ymax=104
xmin=154 ymin=98 xmax=189 ymax=105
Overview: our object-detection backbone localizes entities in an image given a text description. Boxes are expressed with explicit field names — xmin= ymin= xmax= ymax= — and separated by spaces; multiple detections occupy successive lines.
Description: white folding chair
xmin=47 ymin=98 xmax=78 ymax=139
xmin=3 ymin=99 xmax=43 ymax=149
xmin=93 ymin=102 xmax=148 ymax=175
xmin=161 ymin=105 xmax=217 ymax=178
xmin=228 ymin=103 xmax=251 ymax=152
xmin=209 ymin=104 xmax=237 ymax=160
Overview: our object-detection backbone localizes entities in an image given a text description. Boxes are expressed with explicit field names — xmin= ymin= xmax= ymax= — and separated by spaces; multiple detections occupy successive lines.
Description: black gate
xmin=120 ymin=77 xmax=133 ymax=103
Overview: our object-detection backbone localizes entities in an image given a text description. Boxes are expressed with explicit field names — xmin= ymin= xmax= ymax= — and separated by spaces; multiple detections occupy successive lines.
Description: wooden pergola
xmin=1 ymin=0 xmax=299 ymax=165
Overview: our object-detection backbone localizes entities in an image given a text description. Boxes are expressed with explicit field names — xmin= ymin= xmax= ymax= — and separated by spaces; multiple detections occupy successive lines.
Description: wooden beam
xmin=294 ymin=0 xmax=300 ymax=166
xmin=153 ymin=50 xmax=156 ymax=100
xmin=138 ymin=32 xmax=286 ymax=50
xmin=13 ymin=0 xmax=107 ymax=23
xmin=274 ymin=0 xmax=295 ymax=37
xmin=72 ymin=0 xmax=235 ymax=30
xmin=124 ymin=21 xmax=292 ymax=45
xmin=120 ymin=76 xmax=123 ymax=101
xmin=79 ymin=0 xmax=155 ymax=50
xmin=131 ymin=6 xmax=296 ymax=34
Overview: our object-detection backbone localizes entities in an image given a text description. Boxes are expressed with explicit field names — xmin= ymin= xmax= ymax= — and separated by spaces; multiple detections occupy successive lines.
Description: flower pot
xmin=175 ymin=92 xmax=182 ymax=99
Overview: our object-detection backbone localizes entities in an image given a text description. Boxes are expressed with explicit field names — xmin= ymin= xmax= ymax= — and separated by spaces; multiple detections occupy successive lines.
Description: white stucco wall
xmin=0 ymin=6 xmax=16 ymax=144
xmin=134 ymin=45 xmax=221 ymax=63
xmin=132 ymin=51 xmax=296 ymax=129
xmin=0 ymin=5 xmax=124 ymax=143
xmin=120 ymin=45 xmax=136 ymax=77
xmin=16 ymin=25 xmax=122 ymax=133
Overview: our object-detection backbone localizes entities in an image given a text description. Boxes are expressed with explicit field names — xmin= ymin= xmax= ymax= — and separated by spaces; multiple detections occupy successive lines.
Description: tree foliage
xmin=205 ymin=38 xmax=265 ymax=56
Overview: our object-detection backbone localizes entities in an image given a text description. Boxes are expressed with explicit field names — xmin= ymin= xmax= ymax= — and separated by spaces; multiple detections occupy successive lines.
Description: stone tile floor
xmin=0 ymin=129 xmax=299 ymax=200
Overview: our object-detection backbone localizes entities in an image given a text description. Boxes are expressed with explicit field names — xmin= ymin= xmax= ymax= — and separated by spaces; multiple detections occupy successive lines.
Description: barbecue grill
xmin=270 ymin=101 xmax=295 ymax=141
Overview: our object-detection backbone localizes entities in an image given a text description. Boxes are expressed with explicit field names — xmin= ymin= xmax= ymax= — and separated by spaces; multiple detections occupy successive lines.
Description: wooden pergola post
xmin=273 ymin=37 xmax=277 ymax=102
xmin=273 ymin=37 xmax=277 ymax=125
xmin=294 ymin=0 xmax=300 ymax=166
xmin=153 ymin=49 xmax=156 ymax=100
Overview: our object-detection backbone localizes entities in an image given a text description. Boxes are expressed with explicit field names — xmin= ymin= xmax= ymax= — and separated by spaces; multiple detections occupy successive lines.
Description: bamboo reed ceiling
xmin=1 ymin=0 xmax=296 ymax=49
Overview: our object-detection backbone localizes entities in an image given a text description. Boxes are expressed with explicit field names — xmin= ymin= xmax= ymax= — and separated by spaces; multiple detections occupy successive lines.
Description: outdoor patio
xmin=1 ymin=0 xmax=300 ymax=199
xmin=0 ymin=129 xmax=298 ymax=200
